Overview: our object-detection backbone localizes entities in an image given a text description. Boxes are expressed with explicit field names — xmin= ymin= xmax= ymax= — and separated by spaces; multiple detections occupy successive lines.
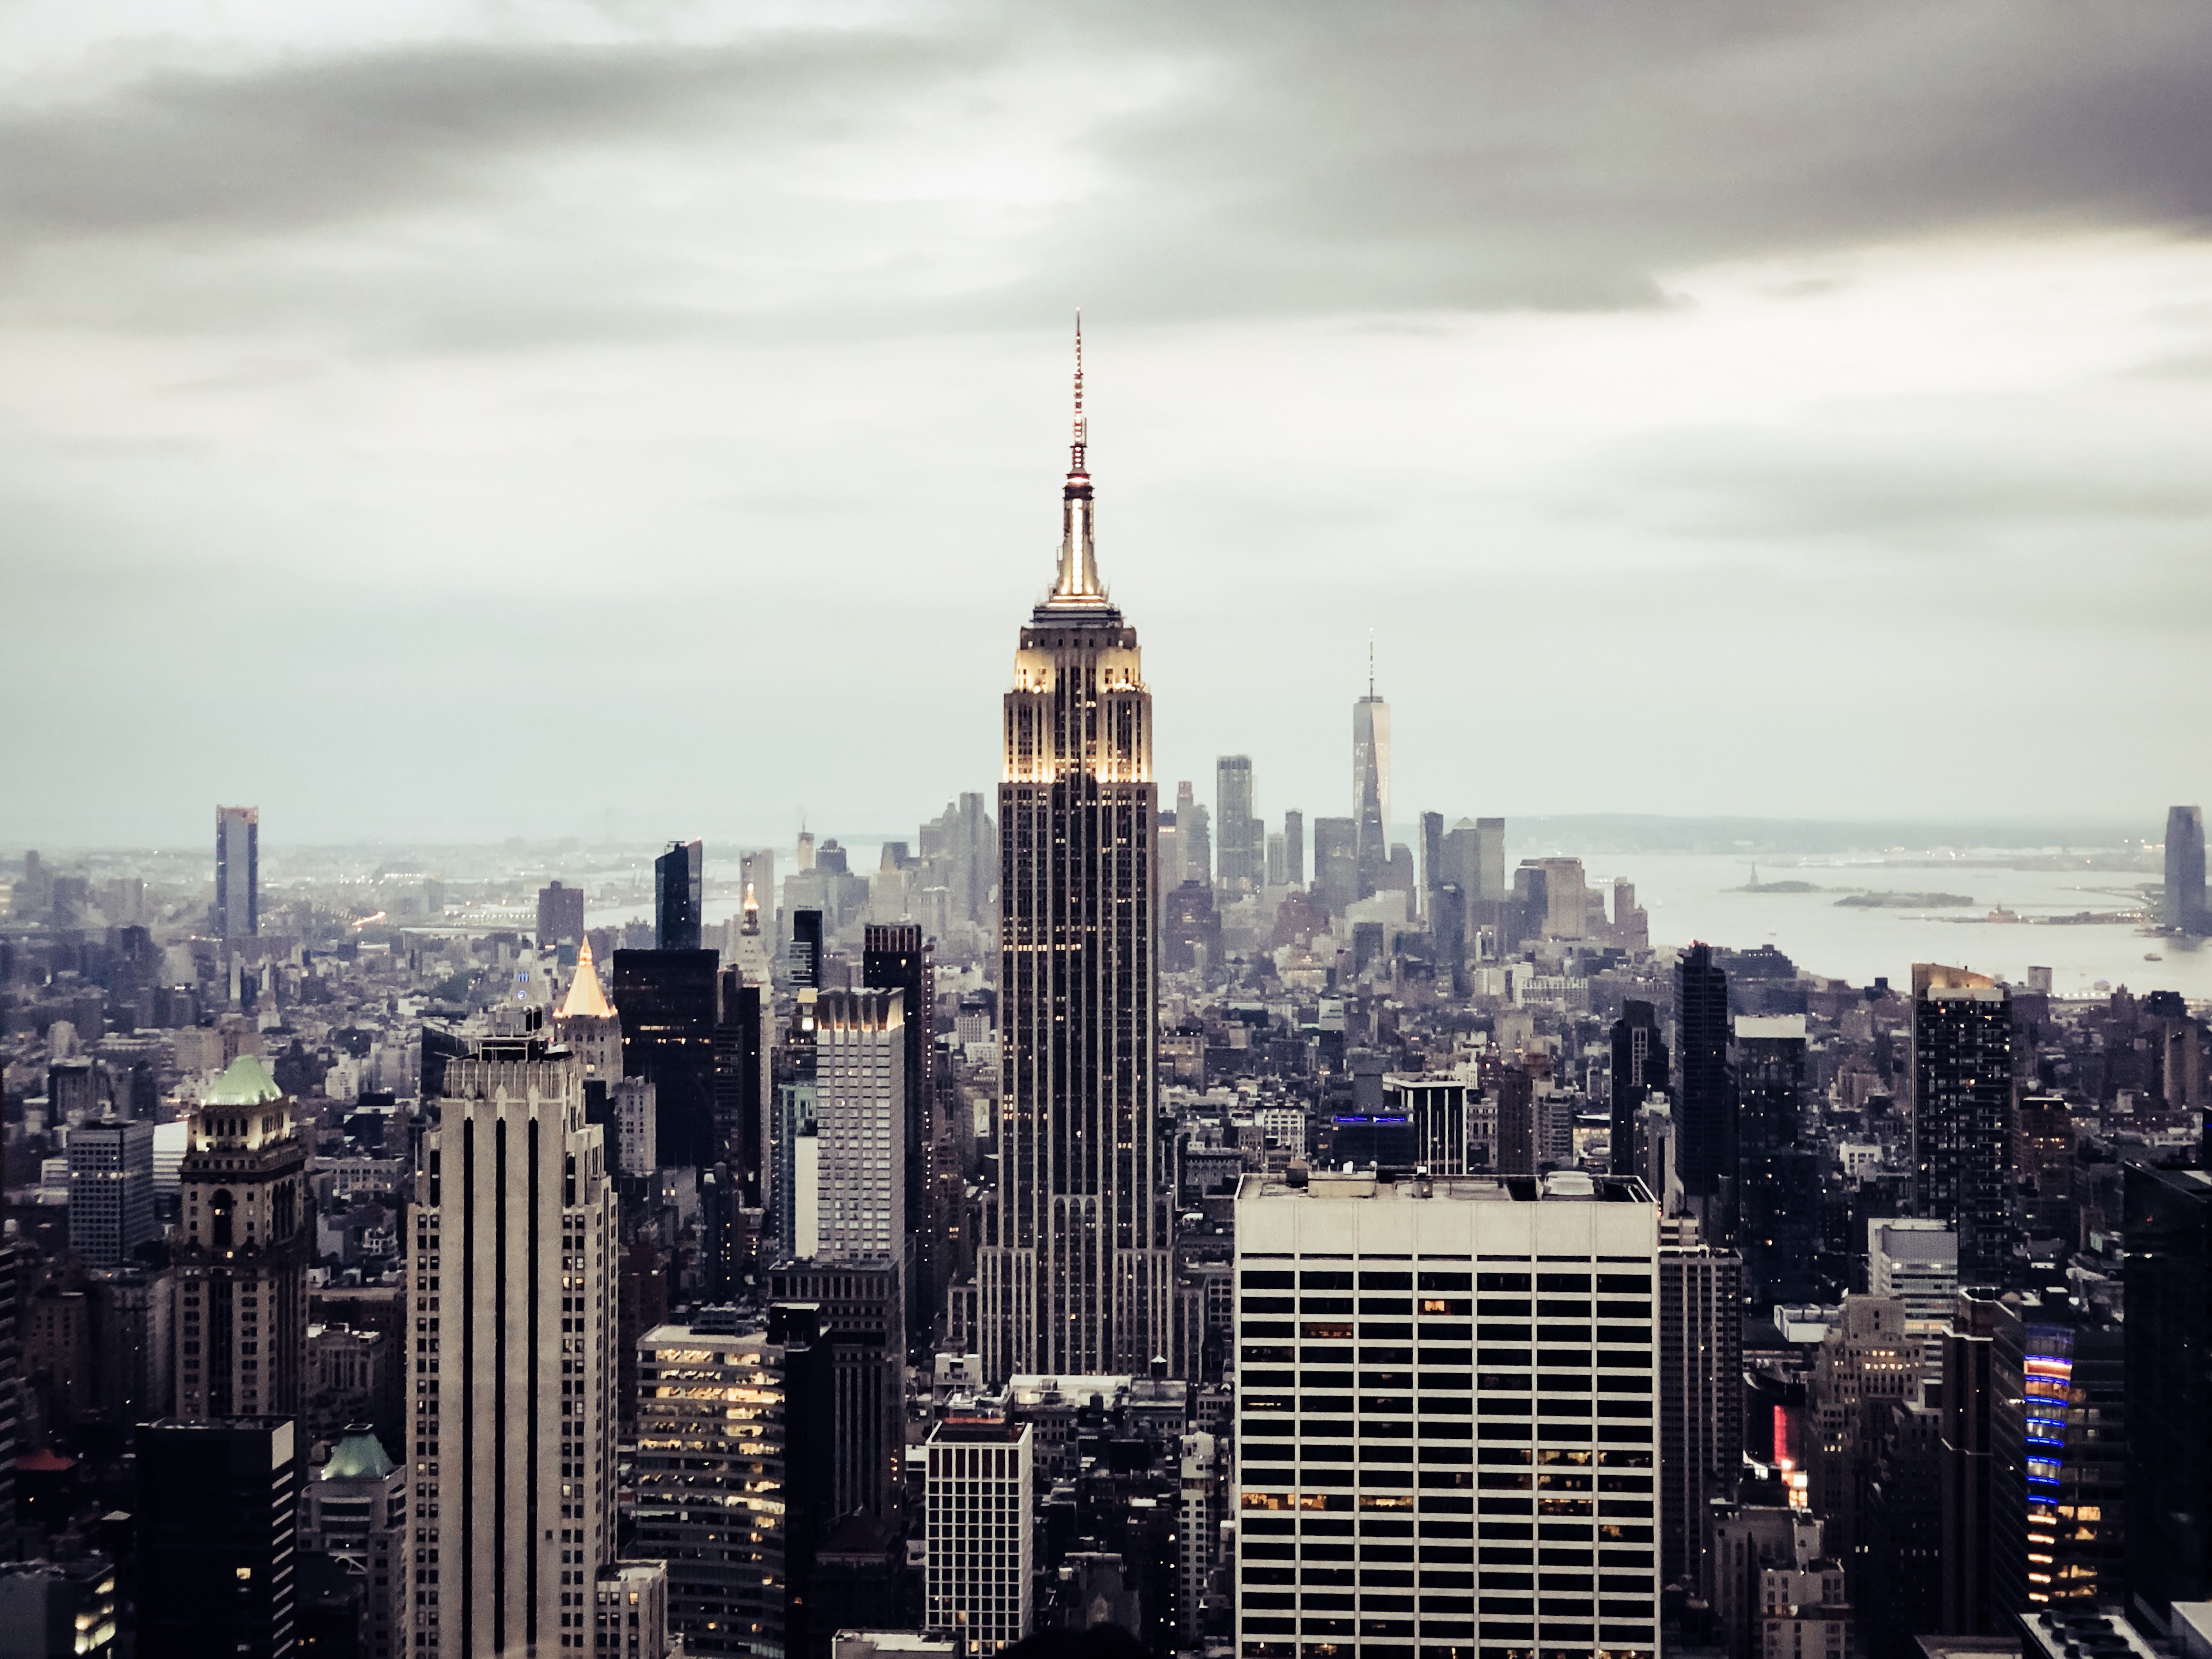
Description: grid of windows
xmin=926 ymin=1424 xmax=1035 ymax=1651
xmin=1235 ymin=1233 xmax=1659 ymax=1659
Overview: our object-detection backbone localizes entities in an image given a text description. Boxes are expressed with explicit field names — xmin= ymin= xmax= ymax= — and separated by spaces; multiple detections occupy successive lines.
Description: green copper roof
xmin=321 ymin=1429 xmax=394 ymax=1481
xmin=204 ymin=1054 xmax=282 ymax=1106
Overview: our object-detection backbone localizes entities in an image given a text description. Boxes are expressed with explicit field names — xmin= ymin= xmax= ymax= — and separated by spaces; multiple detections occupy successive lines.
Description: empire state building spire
xmin=1046 ymin=313 xmax=1109 ymax=609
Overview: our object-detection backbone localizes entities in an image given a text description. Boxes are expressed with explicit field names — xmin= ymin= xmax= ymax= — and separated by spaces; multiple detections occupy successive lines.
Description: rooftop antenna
xmin=1368 ymin=630 xmax=1375 ymax=698
xmin=1069 ymin=309 xmax=1087 ymax=479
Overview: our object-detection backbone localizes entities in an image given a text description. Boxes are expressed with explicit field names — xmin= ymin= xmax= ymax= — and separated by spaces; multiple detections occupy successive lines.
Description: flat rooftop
xmin=1239 ymin=1170 xmax=1653 ymax=1204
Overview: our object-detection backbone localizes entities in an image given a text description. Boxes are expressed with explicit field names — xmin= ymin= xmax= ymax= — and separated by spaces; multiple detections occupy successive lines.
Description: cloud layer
xmin=5 ymin=0 xmax=2211 ymax=844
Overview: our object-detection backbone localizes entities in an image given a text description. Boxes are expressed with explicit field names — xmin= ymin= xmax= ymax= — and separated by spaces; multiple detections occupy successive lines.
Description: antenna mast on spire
xmin=1070 ymin=310 xmax=1087 ymax=479
xmin=1368 ymin=630 xmax=1375 ymax=698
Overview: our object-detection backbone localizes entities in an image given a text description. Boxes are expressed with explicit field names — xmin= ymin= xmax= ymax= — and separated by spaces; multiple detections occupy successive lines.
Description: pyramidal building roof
xmin=559 ymin=937 xmax=616 ymax=1021
xmin=205 ymin=1053 xmax=282 ymax=1106
xmin=321 ymin=1427 xmax=395 ymax=1482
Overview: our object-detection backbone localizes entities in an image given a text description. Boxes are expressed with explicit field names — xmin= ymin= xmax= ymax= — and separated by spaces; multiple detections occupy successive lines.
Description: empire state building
xmin=978 ymin=328 xmax=1168 ymax=1382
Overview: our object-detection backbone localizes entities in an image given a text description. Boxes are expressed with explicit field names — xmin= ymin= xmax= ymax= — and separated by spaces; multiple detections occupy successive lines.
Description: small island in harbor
xmin=1836 ymin=890 xmax=1975 ymax=909
xmin=1731 ymin=864 xmax=1825 ymax=894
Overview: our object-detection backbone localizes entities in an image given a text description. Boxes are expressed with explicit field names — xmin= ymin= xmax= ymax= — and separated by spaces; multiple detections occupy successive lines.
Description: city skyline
xmin=8 ymin=13 xmax=2212 ymax=1659
xmin=9 ymin=5 xmax=2212 ymax=842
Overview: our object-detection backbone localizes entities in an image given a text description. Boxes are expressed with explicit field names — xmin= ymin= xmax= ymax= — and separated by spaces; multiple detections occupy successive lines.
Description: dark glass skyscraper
xmin=611 ymin=948 xmax=720 ymax=1168
xmin=1676 ymin=944 xmax=1733 ymax=1227
xmin=655 ymin=838 xmax=703 ymax=951
xmin=138 ymin=1417 xmax=301 ymax=1659
xmin=978 ymin=327 xmax=1167 ymax=1382
xmin=1283 ymin=808 xmax=1305 ymax=887
xmin=789 ymin=908 xmax=823 ymax=989
xmin=863 ymin=922 xmax=937 ymax=1354
xmin=2123 ymin=1162 xmax=2212 ymax=1619
xmin=1735 ymin=1014 xmax=1819 ymax=1304
xmin=1609 ymin=1000 xmax=1669 ymax=1177
xmin=1912 ymin=966 xmax=2016 ymax=1284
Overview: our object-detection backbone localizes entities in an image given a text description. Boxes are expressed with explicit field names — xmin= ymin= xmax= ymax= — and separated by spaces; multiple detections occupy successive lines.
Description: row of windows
xmin=1242 ymin=1271 xmax=1653 ymax=1293
xmin=1244 ymin=1298 xmax=1650 ymax=1317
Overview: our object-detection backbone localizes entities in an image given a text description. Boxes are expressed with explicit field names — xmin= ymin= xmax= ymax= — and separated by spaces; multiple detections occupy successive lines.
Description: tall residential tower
xmin=1352 ymin=651 xmax=1390 ymax=900
xmin=215 ymin=805 xmax=259 ymax=939
xmin=978 ymin=326 xmax=1168 ymax=1381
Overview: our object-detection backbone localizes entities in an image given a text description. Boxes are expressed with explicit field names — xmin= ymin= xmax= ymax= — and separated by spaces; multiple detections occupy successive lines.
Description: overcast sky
xmin=6 ymin=0 xmax=2211 ymax=849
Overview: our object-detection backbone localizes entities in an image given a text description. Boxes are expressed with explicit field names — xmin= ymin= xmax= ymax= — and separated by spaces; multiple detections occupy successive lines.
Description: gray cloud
xmin=2 ymin=1 xmax=2209 ymax=342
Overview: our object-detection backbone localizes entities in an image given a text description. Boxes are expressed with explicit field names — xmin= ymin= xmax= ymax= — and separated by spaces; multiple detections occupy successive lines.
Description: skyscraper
xmin=1233 ymin=1167 xmax=1662 ymax=1658
xmin=1659 ymin=1234 xmax=1744 ymax=1591
xmin=1216 ymin=755 xmax=1261 ymax=889
xmin=634 ymin=1318 xmax=791 ymax=1659
xmin=1474 ymin=817 xmax=1506 ymax=902
xmin=554 ymin=939 xmax=623 ymax=1089
xmin=712 ymin=962 xmax=770 ymax=1208
xmin=1735 ymin=1015 xmax=1818 ymax=1306
xmin=1283 ymin=809 xmax=1305 ymax=887
xmin=2166 ymin=805 xmax=2207 ymax=932
xmin=924 ymin=1420 xmax=1035 ymax=1651
xmin=655 ymin=839 xmax=704 ymax=952
xmin=808 ymin=988 xmax=906 ymax=1263
xmin=2122 ymin=1162 xmax=2212 ymax=1620
xmin=1419 ymin=809 xmax=1443 ymax=919
xmin=789 ymin=908 xmax=824 ymax=989
xmin=215 ymin=805 xmax=259 ymax=939
xmin=1352 ymin=653 xmax=1390 ymax=900
xmin=409 ymin=1019 xmax=618 ymax=1659
xmin=1609 ymin=1001 xmax=1668 ymax=1178
xmin=66 ymin=1117 xmax=155 ymax=1267
xmin=537 ymin=882 xmax=586 ymax=946
xmin=1313 ymin=817 xmax=1358 ymax=913
xmin=979 ymin=326 xmax=1168 ymax=1382
xmin=862 ymin=925 xmax=935 ymax=1347
xmin=173 ymin=1056 xmax=309 ymax=1420
xmin=1911 ymin=965 xmax=2016 ymax=1284
xmin=610 ymin=948 xmax=720 ymax=1169
xmin=1676 ymin=944 xmax=1734 ymax=1236
xmin=138 ymin=1418 xmax=299 ymax=1659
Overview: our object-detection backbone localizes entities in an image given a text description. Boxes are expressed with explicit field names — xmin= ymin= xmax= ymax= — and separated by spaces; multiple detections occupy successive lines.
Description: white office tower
xmin=1866 ymin=1218 xmax=1958 ymax=1385
xmin=409 ymin=1022 xmax=619 ymax=1659
xmin=925 ymin=1419 xmax=1035 ymax=1652
xmin=813 ymin=989 xmax=906 ymax=1261
xmin=1234 ymin=1168 xmax=1661 ymax=1659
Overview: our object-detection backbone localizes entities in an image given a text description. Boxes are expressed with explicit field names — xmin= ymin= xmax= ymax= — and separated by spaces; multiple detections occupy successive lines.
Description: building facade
xmin=408 ymin=1026 xmax=619 ymax=1659
xmin=216 ymin=804 xmax=259 ymax=940
xmin=66 ymin=1118 xmax=155 ymax=1267
xmin=138 ymin=1417 xmax=298 ymax=1659
xmin=302 ymin=1426 xmax=409 ymax=1659
xmin=173 ymin=1055 xmax=309 ymax=1420
xmin=1659 ymin=1236 xmax=1744 ymax=1592
xmin=1216 ymin=757 xmax=1261 ymax=890
xmin=633 ymin=1323 xmax=787 ymax=1659
xmin=979 ymin=335 xmax=1168 ymax=1382
xmin=924 ymin=1420 xmax=1035 ymax=1652
xmin=1911 ymin=970 xmax=2016 ymax=1284
xmin=1233 ymin=1167 xmax=1662 ymax=1659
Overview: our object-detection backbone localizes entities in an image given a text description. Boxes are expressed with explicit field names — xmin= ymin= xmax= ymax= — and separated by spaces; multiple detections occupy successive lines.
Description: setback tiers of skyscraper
xmin=979 ymin=324 xmax=1169 ymax=1382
